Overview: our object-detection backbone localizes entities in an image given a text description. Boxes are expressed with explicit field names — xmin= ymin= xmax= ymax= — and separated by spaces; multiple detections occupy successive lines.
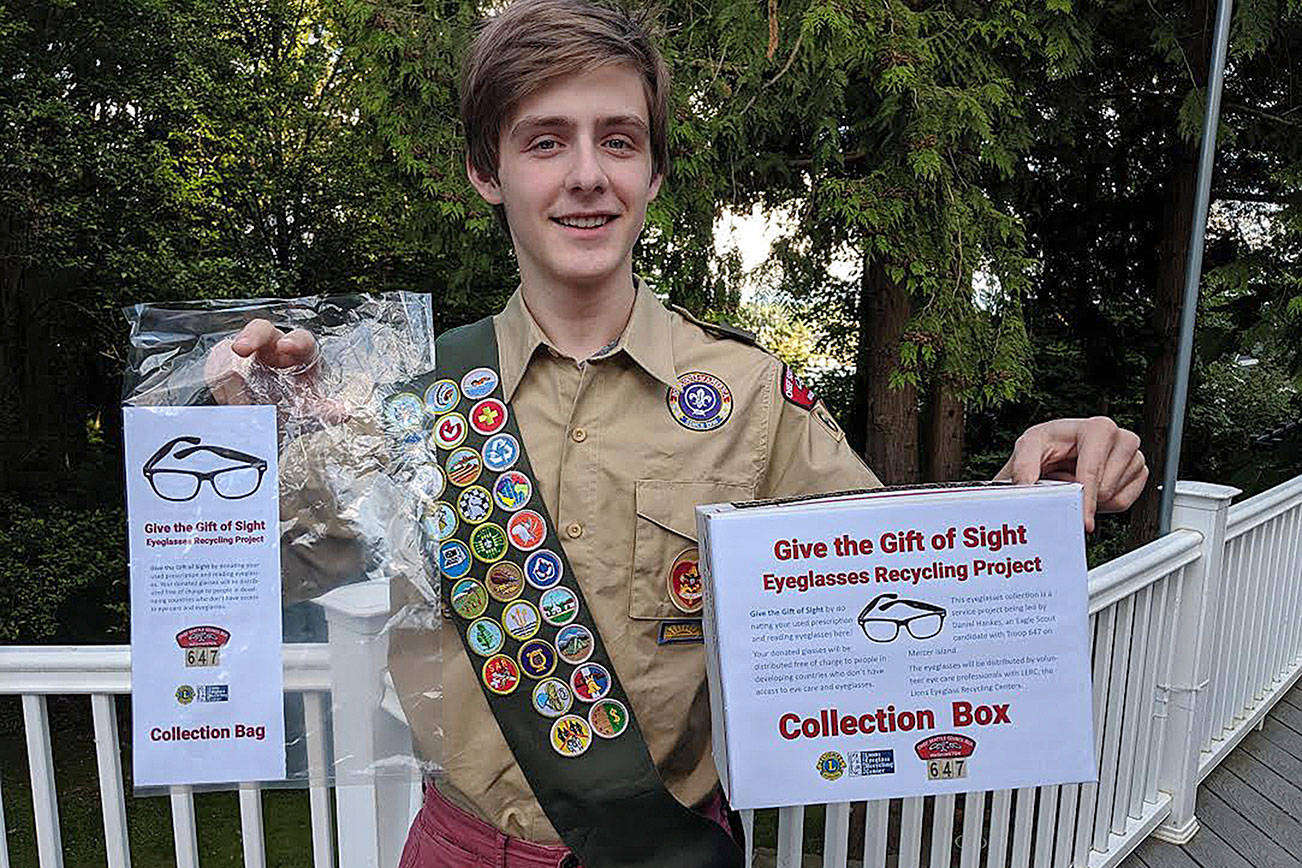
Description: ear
xmin=647 ymin=171 xmax=664 ymax=202
xmin=466 ymin=154 xmax=504 ymax=205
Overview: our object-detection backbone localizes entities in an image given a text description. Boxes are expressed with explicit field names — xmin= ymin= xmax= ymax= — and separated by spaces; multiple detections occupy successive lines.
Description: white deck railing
xmin=2 ymin=477 xmax=1301 ymax=868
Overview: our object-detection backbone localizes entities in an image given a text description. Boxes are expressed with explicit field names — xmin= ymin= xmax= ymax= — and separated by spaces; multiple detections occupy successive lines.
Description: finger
xmin=1099 ymin=451 xmax=1148 ymax=513
xmin=274 ymin=328 xmax=319 ymax=369
xmin=1009 ymin=427 xmax=1048 ymax=485
xmin=1074 ymin=418 xmax=1117 ymax=532
xmin=1096 ymin=429 xmax=1140 ymax=510
xmin=231 ymin=319 xmax=282 ymax=360
xmin=993 ymin=454 xmax=1015 ymax=481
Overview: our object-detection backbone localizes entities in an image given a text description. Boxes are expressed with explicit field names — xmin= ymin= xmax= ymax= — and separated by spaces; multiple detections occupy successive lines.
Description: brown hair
xmin=460 ymin=0 xmax=671 ymax=183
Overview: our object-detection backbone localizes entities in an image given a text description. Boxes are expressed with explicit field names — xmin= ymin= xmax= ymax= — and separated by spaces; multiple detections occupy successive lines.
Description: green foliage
xmin=0 ymin=496 xmax=127 ymax=643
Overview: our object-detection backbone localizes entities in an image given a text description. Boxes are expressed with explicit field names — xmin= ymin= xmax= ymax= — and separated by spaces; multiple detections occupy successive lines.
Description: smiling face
xmin=467 ymin=65 xmax=663 ymax=293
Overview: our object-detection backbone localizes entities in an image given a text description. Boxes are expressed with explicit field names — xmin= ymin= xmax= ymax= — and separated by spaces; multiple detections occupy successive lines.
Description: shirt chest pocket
xmin=630 ymin=479 xmax=753 ymax=620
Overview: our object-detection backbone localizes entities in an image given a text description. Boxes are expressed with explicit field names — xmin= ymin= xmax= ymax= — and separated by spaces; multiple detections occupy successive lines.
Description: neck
xmin=518 ymin=269 xmax=637 ymax=361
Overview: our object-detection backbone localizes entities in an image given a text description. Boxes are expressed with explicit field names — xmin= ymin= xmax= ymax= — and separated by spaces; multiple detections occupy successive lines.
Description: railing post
xmin=1152 ymin=481 xmax=1239 ymax=843
xmin=315 ymin=580 xmax=419 ymax=868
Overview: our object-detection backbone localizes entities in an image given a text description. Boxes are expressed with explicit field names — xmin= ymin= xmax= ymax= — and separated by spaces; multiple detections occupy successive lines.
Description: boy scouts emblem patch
xmin=440 ymin=542 xmax=473 ymax=582
xmin=384 ymin=392 xmax=423 ymax=431
xmin=433 ymin=413 xmax=468 ymax=449
xmin=507 ymin=510 xmax=547 ymax=551
xmin=445 ymin=448 xmax=482 ymax=487
xmin=466 ymin=618 xmax=504 ymax=657
xmin=532 ymin=678 xmax=574 ymax=718
xmin=571 ymin=662 xmax=612 ymax=703
xmin=470 ymin=398 xmax=508 ymax=436
xmin=666 ymin=372 xmax=732 ymax=431
xmin=470 ymin=523 xmax=508 ymax=563
xmin=667 ymin=547 xmax=704 ymax=613
xmin=781 ymin=365 xmax=817 ymax=410
xmin=482 ymin=654 xmax=520 ymax=695
xmin=457 ymin=486 xmax=493 ymax=524
xmin=461 ymin=367 xmax=499 ymax=400
xmin=524 ymin=549 xmax=564 ymax=589
xmin=550 ymin=714 xmax=592 ymax=757
xmin=492 ymin=471 xmax=533 ymax=512
xmin=502 ymin=600 xmax=541 ymax=641
xmin=482 ymin=433 xmax=520 ymax=471
xmin=518 ymin=638 xmax=558 ymax=679
xmin=657 ymin=620 xmax=704 ymax=645
xmin=485 ymin=562 xmax=525 ymax=601
xmin=449 ymin=577 xmax=488 ymax=618
xmin=425 ymin=379 xmax=460 ymax=415
xmin=589 ymin=699 xmax=629 ymax=739
xmin=540 ymin=586 xmax=579 ymax=626
xmin=556 ymin=624 xmax=595 ymax=665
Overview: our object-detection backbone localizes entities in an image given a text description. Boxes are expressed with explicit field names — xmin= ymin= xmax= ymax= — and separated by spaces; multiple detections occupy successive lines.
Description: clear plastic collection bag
xmin=122 ymin=294 xmax=442 ymax=792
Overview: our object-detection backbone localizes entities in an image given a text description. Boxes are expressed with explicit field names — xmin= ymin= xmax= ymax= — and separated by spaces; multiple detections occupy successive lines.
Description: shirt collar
xmin=494 ymin=277 xmax=679 ymax=400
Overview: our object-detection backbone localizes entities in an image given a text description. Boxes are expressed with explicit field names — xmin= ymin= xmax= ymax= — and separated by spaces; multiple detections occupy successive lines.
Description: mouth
xmin=551 ymin=214 xmax=618 ymax=231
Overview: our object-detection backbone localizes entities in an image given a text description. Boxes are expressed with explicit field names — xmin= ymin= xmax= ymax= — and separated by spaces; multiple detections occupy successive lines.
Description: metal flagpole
xmin=1159 ymin=0 xmax=1236 ymax=535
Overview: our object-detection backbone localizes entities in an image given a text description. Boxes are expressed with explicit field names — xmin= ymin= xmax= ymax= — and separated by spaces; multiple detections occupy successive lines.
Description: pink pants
xmin=398 ymin=782 xmax=736 ymax=868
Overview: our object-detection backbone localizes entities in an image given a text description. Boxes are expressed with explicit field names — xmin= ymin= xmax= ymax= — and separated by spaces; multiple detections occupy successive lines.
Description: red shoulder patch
xmin=781 ymin=365 xmax=817 ymax=410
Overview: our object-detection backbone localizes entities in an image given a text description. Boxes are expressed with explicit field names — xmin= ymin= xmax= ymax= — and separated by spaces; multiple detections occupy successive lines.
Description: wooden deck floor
xmin=1123 ymin=683 xmax=1302 ymax=868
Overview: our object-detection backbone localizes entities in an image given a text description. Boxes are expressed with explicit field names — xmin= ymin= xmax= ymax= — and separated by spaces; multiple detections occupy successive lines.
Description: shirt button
xmin=571 ymin=427 xmax=587 ymax=443
xmin=565 ymin=522 xmax=583 ymax=539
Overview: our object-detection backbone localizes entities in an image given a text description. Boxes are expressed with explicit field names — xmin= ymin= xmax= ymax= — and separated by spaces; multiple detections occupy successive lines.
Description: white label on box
xmin=698 ymin=484 xmax=1096 ymax=809
xmin=124 ymin=406 xmax=286 ymax=787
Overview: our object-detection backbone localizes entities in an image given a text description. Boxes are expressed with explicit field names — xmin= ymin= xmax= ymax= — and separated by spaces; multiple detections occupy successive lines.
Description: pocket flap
xmin=634 ymin=479 xmax=752 ymax=541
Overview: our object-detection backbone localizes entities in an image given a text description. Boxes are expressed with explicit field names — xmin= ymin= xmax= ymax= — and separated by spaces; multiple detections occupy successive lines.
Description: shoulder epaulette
xmin=669 ymin=304 xmax=758 ymax=346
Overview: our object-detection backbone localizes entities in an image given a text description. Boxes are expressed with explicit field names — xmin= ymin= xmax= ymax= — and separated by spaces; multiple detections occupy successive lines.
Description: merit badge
xmin=570 ymin=662 xmax=611 ymax=703
xmin=384 ymin=392 xmax=424 ymax=431
xmin=450 ymin=578 xmax=488 ymax=619
xmin=425 ymin=379 xmax=460 ymax=415
xmin=439 ymin=541 xmax=473 ymax=581
xmin=492 ymin=471 xmax=532 ymax=512
xmin=532 ymin=678 xmax=574 ymax=718
xmin=466 ymin=618 xmax=505 ymax=657
xmin=518 ymin=638 xmax=558 ymax=680
xmin=667 ymin=547 xmax=704 ymax=614
xmin=524 ymin=549 xmax=564 ymax=589
xmin=482 ymin=433 xmax=520 ymax=472
xmin=445 ymin=448 xmax=482 ymax=488
xmin=502 ymin=600 xmax=541 ymax=642
xmin=540 ymin=586 xmax=579 ymax=626
xmin=507 ymin=510 xmax=547 ymax=552
xmin=433 ymin=501 xmax=458 ymax=541
xmin=589 ymin=699 xmax=629 ymax=739
xmin=433 ymin=413 xmax=468 ymax=450
xmin=469 ymin=398 xmax=508 ymax=436
xmin=457 ymin=485 xmax=494 ymax=524
xmin=412 ymin=463 xmax=445 ymax=501
xmin=485 ymin=562 xmax=525 ymax=602
xmin=550 ymin=715 xmax=592 ymax=758
xmin=781 ymin=365 xmax=817 ymax=410
xmin=666 ymin=372 xmax=732 ymax=432
xmin=461 ymin=367 xmax=499 ymax=400
xmin=470 ymin=523 xmax=509 ymax=563
xmin=482 ymin=654 xmax=520 ymax=695
xmin=177 ymin=625 xmax=229 ymax=668
xmin=555 ymin=624 xmax=594 ymax=665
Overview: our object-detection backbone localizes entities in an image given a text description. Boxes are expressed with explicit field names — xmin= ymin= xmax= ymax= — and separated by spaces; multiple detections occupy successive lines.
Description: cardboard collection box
xmin=696 ymin=482 xmax=1097 ymax=809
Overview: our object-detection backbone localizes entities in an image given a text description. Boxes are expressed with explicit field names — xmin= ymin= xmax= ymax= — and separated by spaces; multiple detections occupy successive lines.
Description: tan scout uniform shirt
xmin=389 ymin=280 xmax=881 ymax=842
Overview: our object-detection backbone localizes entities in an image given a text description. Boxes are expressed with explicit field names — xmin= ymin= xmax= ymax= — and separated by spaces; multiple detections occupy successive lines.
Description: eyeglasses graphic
xmin=143 ymin=436 xmax=268 ymax=502
xmin=857 ymin=593 xmax=947 ymax=643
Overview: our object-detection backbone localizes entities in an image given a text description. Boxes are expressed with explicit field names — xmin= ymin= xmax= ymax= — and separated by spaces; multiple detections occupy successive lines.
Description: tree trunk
xmin=854 ymin=254 xmax=919 ymax=484
xmin=923 ymin=375 xmax=964 ymax=483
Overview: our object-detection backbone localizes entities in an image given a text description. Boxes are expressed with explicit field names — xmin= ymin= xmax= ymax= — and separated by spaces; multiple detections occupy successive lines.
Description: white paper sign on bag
xmin=123 ymin=405 xmax=286 ymax=787
xmin=697 ymin=483 xmax=1095 ymax=809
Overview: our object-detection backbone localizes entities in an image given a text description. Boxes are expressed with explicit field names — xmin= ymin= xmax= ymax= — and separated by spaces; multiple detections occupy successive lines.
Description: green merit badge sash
xmin=382 ymin=318 xmax=742 ymax=868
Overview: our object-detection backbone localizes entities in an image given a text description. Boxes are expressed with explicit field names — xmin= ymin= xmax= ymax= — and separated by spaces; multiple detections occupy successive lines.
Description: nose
xmin=565 ymin=139 xmax=608 ymax=193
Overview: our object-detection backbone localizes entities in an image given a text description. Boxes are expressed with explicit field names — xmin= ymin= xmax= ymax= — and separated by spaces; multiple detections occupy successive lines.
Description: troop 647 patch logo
xmin=915 ymin=733 xmax=976 ymax=781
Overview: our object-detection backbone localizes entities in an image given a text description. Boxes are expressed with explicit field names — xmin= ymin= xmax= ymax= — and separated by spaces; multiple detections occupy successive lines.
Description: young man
xmin=209 ymin=1 xmax=1148 ymax=865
